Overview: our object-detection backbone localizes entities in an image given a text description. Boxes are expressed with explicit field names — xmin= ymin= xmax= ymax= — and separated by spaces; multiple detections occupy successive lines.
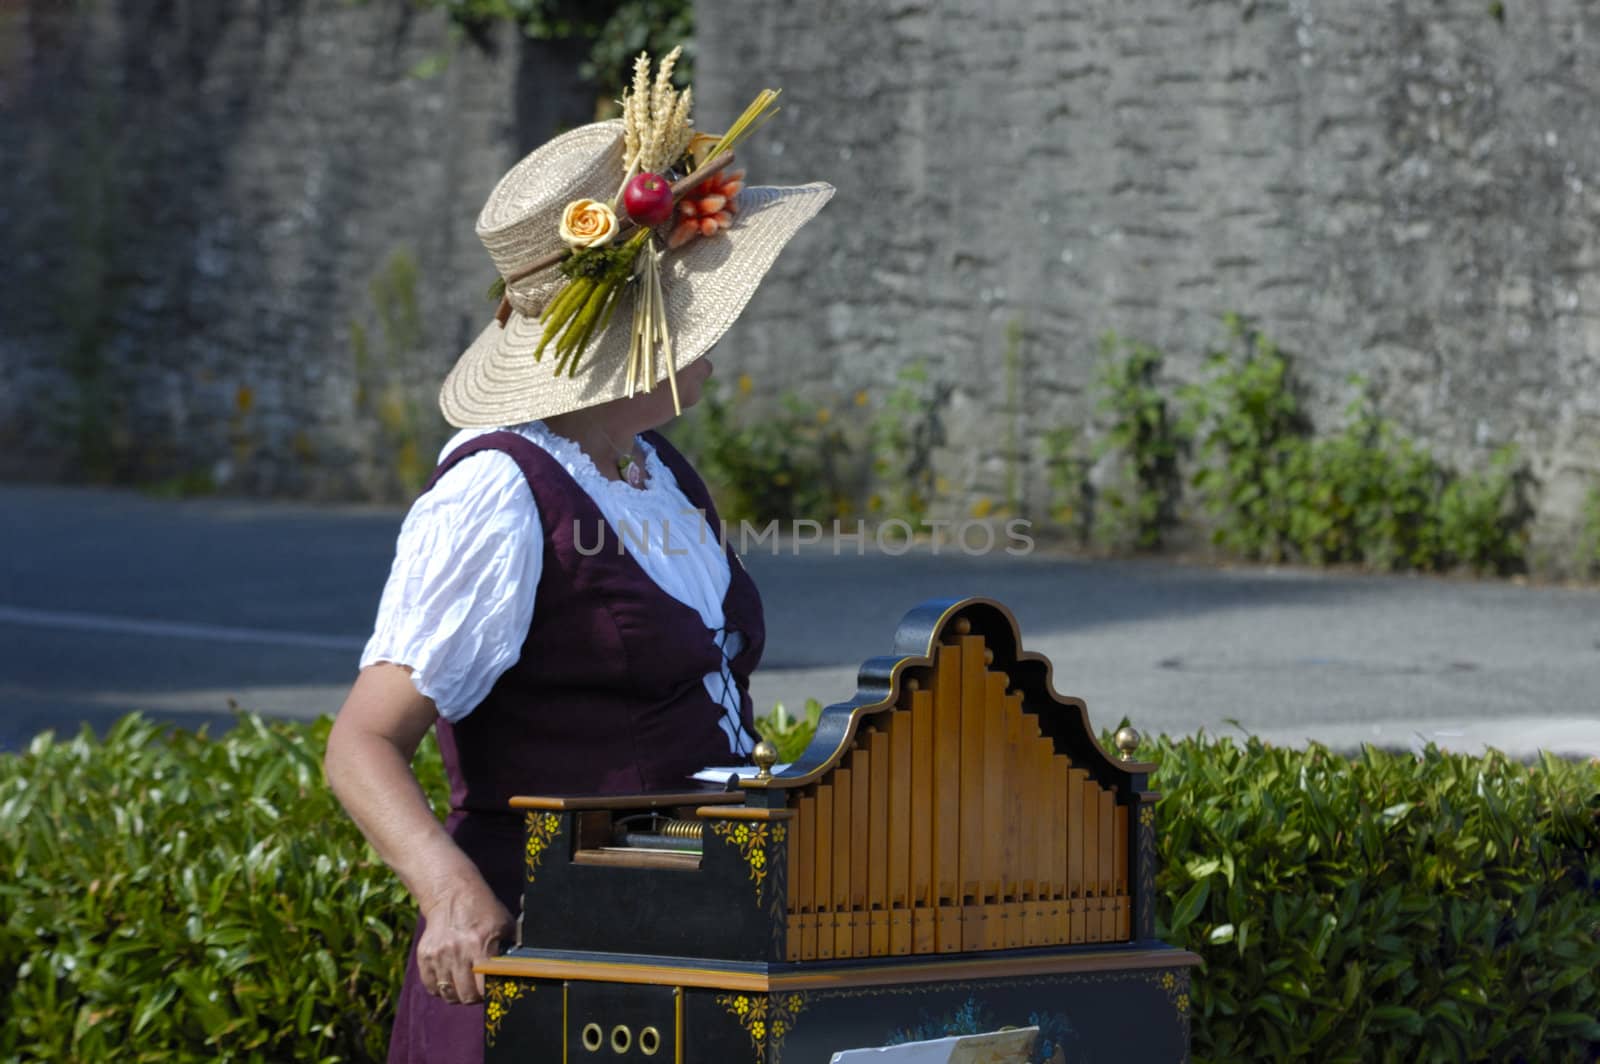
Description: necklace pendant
xmin=619 ymin=455 xmax=646 ymax=489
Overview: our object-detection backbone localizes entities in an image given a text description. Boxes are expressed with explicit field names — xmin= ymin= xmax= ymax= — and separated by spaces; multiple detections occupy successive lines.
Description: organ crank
xmin=477 ymin=597 xmax=1200 ymax=1062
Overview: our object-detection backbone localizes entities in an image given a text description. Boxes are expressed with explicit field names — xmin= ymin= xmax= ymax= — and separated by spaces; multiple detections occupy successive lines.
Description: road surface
xmin=2 ymin=484 xmax=1596 ymax=758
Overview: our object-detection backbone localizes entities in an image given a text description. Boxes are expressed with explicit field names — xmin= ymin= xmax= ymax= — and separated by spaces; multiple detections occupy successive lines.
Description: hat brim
xmin=440 ymin=182 xmax=835 ymax=428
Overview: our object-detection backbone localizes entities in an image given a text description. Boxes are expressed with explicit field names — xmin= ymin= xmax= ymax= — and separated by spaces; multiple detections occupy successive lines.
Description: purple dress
xmin=385 ymin=430 xmax=765 ymax=1064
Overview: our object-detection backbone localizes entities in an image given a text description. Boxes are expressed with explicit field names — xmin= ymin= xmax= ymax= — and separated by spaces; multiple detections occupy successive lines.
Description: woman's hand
xmin=416 ymin=876 xmax=514 ymax=1004
xmin=325 ymin=663 xmax=513 ymax=1005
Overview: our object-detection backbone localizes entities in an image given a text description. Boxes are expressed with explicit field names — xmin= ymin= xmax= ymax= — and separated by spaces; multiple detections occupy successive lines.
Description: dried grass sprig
xmin=625 ymin=243 xmax=681 ymax=413
xmin=704 ymin=88 xmax=781 ymax=164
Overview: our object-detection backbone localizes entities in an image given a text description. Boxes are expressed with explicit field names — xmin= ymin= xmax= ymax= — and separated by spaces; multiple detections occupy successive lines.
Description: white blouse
xmin=361 ymin=421 xmax=753 ymax=754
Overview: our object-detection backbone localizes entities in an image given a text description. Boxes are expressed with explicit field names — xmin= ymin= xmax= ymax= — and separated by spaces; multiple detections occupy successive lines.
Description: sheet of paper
xmin=690 ymin=764 xmax=791 ymax=784
xmin=828 ymin=1027 xmax=1039 ymax=1064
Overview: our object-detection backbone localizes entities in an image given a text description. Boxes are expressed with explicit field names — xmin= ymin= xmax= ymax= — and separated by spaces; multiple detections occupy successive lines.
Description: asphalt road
xmin=2 ymin=484 xmax=1597 ymax=758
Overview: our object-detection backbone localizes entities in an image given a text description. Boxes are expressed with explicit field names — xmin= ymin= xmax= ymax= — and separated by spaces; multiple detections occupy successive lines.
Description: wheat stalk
xmin=620 ymin=47 xmax=694 ymax=180
xmin=621 ymin=53 xmax=651 ymax=175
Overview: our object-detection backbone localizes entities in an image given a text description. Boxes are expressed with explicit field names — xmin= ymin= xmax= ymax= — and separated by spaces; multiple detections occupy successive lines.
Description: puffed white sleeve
xmin=360 ymin=450 xmax=542 ymax=722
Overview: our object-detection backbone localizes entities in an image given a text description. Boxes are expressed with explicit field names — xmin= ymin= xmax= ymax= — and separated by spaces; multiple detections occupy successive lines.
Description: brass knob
xmin=1114 ymin=726 xmax=1141 ymax=761
xmin=752 ymin=740 xmax=779 ymax=779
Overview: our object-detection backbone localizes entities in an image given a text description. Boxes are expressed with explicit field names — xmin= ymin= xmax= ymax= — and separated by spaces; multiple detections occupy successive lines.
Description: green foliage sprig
xmin=754 ymin=699 xmax=824 ymax=764
xmin=535 ymin=229 xmax=650 ymax=375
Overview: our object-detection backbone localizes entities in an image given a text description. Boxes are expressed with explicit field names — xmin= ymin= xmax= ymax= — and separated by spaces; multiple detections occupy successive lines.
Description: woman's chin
xmin=675 ymin=358 xmax=713 ymax=410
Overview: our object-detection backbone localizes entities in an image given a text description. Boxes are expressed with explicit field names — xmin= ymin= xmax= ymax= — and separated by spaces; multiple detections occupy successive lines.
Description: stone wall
xmin=0 ymin=0 xmax=593 ymax=497
xmin=6 ymin=0 xmax=1599 ymax=551
xmin=696 ymin=0 xmax=1600 ymax=550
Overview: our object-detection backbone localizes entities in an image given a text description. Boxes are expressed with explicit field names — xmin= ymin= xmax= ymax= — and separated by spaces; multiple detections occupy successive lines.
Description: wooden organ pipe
xmin=783 ymin=634 xmax=1136 ymax=961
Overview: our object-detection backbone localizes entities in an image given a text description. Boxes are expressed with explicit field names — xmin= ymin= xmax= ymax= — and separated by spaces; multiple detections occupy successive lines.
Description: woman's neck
xmin=543 ymin=410 xmax=644 ymax=484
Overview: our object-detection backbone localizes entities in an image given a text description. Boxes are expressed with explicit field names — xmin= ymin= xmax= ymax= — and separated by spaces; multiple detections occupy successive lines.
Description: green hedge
xmin=2 ymin=715 xmax=1596 ymax=1062
xmin=1147 ymin=735 xmax=1600 ymax=1063
xmin=0 ymin=715 xmax=446 ymax=1063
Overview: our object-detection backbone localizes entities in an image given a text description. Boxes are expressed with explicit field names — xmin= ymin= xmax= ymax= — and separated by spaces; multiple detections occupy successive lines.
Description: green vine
xmin=664 ymin=377 xmax=858 ymax=525
xmin=1067 ymin=316 xmax=1539 ymax=574
xmin=51 ymin=92 xmax=128 ymax=481
xmin=350 ymin=249 xmax=445 ymax=496
xmin=1043 ymin=426 xmax=1094 ymax=547
xmin=1180 ymin=316 xmax=1536 ymax=574
xmin=1181 ymin=314 xmax=1311 ymax=561
xmin=416 ymin=0 xmax=693 ymax=98
xmin=870 ymin=362 xmax=950 ymax=526
xmin=1578 ymin=486 xmax=1600 ymax=578
xmin=1095 ymin=333 xmax=1189 ymax=550
xmin=1003 ymin=318 xmax=1024 ymax=516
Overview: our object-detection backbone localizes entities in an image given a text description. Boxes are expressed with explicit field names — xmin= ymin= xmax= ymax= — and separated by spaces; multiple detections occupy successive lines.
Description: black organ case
xmin=477 ymin=597 xmax=1199 ymax=1062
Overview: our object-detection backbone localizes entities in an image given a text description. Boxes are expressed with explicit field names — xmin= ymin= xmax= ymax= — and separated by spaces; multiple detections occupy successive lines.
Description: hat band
xmin=502 ymin=281 xmax=544 ymax=320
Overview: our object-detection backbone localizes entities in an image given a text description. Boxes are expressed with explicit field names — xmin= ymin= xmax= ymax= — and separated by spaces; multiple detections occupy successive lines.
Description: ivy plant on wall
xmin=418 ymin=0 xmax=693 ymax=99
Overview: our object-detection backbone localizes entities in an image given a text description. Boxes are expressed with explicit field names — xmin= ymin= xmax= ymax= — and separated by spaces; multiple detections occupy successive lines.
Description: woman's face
xmin=626 ymin=355 xmax=714 ymax=429
xmin=675 ymin=355 xmax=714 ymax=409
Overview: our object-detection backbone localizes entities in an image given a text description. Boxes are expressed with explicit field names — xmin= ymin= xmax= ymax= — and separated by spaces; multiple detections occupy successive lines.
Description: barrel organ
xmin=478 ymin=597 xmax=1199 ymax=1063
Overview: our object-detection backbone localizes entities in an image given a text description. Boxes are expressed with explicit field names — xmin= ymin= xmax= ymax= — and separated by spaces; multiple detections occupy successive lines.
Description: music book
xmin=690 ymin=763 xmax=792 ymax=784
xmin=828 ymin=1027 xmax=1040 ymax=1064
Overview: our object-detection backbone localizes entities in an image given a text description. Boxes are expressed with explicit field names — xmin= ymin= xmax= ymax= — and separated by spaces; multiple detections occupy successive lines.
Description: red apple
xmin=623 ymin=172 xmax=675 ymax=226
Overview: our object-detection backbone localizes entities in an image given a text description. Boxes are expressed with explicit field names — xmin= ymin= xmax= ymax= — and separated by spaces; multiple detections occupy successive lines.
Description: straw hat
xmin=439 ymin=120 xmax=834 ymax=428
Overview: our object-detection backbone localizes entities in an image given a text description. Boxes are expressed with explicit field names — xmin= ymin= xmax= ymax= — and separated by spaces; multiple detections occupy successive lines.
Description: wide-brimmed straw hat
xmin=439 ymin=120 xmax=834 ymax=428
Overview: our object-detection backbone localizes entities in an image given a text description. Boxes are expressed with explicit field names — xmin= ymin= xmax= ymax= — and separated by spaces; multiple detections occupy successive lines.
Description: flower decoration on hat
xmin=558 ymin=199 xmax=619 ymax=248
xmin=491 ymin=47 xmax=781 ymax=415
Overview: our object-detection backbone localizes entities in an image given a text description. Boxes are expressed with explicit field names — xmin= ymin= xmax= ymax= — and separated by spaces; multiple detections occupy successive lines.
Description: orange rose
xmin=558 ymin=198 xmax=618 ymax=248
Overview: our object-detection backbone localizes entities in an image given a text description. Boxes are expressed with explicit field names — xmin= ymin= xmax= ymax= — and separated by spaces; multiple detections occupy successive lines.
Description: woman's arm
xmin=324 ymin=662 xmax=512 ymax=1004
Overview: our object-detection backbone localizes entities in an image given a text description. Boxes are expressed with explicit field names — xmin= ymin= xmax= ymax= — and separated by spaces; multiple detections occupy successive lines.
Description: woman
xmin=323 ymin=79 xmax=832 ymax=1064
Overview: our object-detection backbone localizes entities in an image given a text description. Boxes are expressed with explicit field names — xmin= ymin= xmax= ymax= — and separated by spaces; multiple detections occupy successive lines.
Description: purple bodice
xmin=429 ymin=428 xmax=763 ymax=819
xmin=387 ymin=428 xmax=764 ymax=1064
